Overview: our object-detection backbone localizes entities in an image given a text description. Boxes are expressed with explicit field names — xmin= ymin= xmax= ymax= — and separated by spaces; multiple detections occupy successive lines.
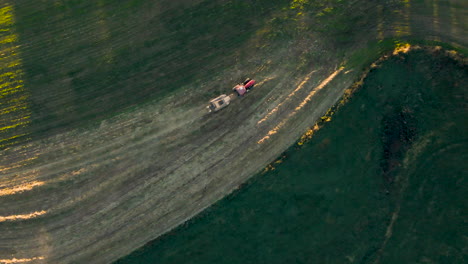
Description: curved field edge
xmin=116 ymin=46 xmax=467 ymax=264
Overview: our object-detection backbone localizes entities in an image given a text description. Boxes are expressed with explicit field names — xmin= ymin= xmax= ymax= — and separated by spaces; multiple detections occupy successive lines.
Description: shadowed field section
xmin=117 ymin=48 xmax=467 ymax=264
xmin=0 ymin=0 xmax=467 ymax=263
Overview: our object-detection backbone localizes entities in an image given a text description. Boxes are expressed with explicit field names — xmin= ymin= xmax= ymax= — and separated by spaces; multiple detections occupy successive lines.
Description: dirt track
xmin=0 ymin=1 xmax=467 ymax=263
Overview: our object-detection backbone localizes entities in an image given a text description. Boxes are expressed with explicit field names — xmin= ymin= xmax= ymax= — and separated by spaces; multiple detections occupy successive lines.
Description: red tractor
xmin=233 ymin=78 xmax=256 ymax=96
xmin=208 ymin=78 xmax=256 ymax=112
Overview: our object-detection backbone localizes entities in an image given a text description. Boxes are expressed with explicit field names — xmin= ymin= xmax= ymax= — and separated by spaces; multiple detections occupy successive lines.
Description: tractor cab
xmin=233 ymin=78 xmax=256 ymax=96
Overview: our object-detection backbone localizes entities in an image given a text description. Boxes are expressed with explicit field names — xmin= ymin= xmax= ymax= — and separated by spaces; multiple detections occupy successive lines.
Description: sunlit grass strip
xmin=0 ymin=135 xmax=30 ymax=149
xmin=0 ymin=257 xmax=45 ymax=264
xmin=0 ymin=4 xmax=31 ymax=149
xmin=258 ymin=70 xmax=316 ymax=125
xmin=0 ymin=117 xmax=31 ymax=132
xmin=0 ymin=46 xmax=20 ymax=60
xmin=0 ymin=120 xmax=30 ymax=131
xmin=0 ymin=104 xmax=27 ymax=115
xmin=0 ymin=70 xmax=21 ymax=77
xmin=0 ymin=79 xmax=24 ymax=89
xmin=0 ymin=181 xmax=44 ymax=196
xmin=295 ymin=67 xmax=343 ymax=111
xmin=393 ymin=42 xmax=411 ymax=55
xmin=0 ymin=84 xmax=24 ymax=97
xmin=290 ymin=0 xmax=308 ymax=10
xmin=0 ymin=5 xmax=14 ymax=26
xmin=0 ymin=133 xmax=26 ymax=143
xmin=253 ymin=76 xmax=275 ymax=88
xmin=0 ymin=34 xmax=17 ymax=44
xmin=0 ymin=154 xmax=36 ymax=172
xmin=0 ymin=210 xmax=47 ymax=222
xmin=0 ymin=94 xmax=28 ymax=106
xmin=258 ymin=67 xmax=343 ymax=144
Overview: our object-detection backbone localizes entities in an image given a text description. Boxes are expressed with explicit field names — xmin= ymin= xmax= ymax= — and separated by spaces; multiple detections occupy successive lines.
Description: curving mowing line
xmin=0 ymin=210 xmax=47 ymax=222
xmin=258 ymin=67 xmax=344 ymax=144
xmin=0 ymin=181 xmax=44 ymax=196
xmin=257 ymin=70 xmax=317 ymax=125
xmin=254 ymin=76 xmax=276 ymax=88
xmin=294 ymin=67 xmax=344 ymax=112
xmin=0 ymin=155 xmax=38 ymax=173
xmin=0 ymin=257 xmax=45 ymax=264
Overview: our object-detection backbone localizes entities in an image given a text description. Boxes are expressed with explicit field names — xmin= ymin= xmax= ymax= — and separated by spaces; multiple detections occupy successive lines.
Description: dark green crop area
xmin=117 ymin=49 xmax=467 ymax=264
